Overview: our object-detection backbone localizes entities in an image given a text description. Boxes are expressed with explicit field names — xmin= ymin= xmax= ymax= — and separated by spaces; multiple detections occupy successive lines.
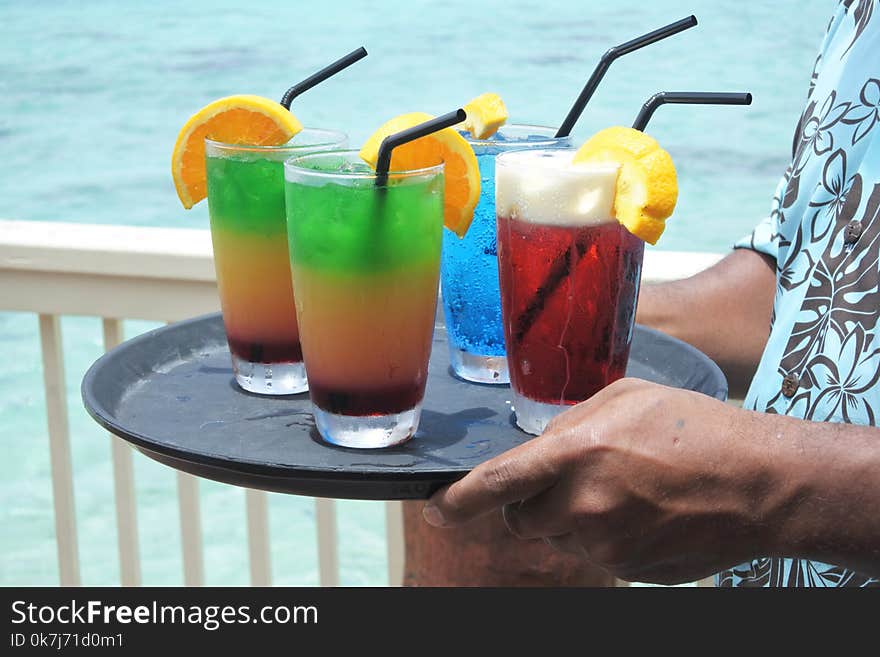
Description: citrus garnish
xmin=462 ymin=92 xmax=508 ymax=140
xmin=573 ymin=126 xmax=677 ymax=244
xmin=359 ymin=112 xmax=480 ymax=237
xmin=171 ymin=95 xmax=303 ymax=209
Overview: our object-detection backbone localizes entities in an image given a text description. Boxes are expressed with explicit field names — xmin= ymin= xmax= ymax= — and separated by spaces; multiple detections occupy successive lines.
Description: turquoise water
xmin=1 ymin=0 xmax=830 ymax=585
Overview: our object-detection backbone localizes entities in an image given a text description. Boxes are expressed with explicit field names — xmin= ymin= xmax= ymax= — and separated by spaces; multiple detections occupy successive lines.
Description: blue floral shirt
xmin=721 ymin=0 xmax=880 ymax=587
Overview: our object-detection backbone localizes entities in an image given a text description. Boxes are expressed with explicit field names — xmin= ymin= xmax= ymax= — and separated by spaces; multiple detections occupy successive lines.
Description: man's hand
xmin=423 ymin=378 xmax=880 ymax=584
xmin=423 ymin=379 xmax=766 ymax=584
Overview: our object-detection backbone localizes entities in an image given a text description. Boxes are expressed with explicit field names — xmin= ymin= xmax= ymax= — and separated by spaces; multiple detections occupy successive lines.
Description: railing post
xmin=38 ymin=314 xmax=80 ymax=586
xmin=102 ymin=318 xmax=142 ymax=587
xmin=315 ymin=498 xmax=339 ymax=586
xmin=245 ymin=489 xmax=271 ymax=586
xmin=176 ymin=472 xmax=204 ymax=586
xmin=162 ymin=315 xmax=206 ymax=588
xmin=384 ymin=501 xmax=405 ymax=586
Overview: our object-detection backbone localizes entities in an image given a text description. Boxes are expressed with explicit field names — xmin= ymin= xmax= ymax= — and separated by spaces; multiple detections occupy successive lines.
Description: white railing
xmin=0 ymin=219 xmax=724 ymax=587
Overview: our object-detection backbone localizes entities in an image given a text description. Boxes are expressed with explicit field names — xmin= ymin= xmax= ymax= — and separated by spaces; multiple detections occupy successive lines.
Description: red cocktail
xmin=496 ymin=149 xmax=644 ymax=434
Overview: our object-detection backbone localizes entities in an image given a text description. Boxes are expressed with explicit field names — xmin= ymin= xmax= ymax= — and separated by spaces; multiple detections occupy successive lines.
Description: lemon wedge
xmin=573 ymin=126 xmax=677 ymax=244
xmin=461 ymin=92 xmax=509 ymax=140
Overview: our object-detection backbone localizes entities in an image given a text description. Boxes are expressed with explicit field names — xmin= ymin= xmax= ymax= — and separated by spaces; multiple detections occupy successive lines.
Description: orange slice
xmin=171 ymin=95 xmax=303 ymax=209
xmin=359 ymin=112 xmax=480 ymax=237
xmin=573 ymin=126 xmax=678 ymax=244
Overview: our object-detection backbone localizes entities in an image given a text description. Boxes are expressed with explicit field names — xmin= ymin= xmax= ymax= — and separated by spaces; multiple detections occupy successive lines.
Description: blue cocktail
xmin=440 ymin=125 xmax=571 ymax=384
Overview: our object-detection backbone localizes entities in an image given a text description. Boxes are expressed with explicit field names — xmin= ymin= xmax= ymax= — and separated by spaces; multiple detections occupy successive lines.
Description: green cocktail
xmin=205 ymin=129 xmax=346 ymax=395
xmin=284 ymin=150 xmax=444 ymax=448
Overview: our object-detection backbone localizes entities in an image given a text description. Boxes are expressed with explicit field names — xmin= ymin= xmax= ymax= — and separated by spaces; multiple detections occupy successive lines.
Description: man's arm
xmin=637 ymin=248 xmax=776 ymax=396
xmin=423 ymin=379 xmax=880 ymax=584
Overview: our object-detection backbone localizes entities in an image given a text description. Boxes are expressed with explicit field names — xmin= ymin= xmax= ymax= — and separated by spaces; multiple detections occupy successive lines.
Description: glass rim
xmin=461 ymin=123 xmax=568 ymax=148
xmin=495 ymin=147 xmax=618 ymax=174
xmin=284 ymin=148 xmax=445 ymax=180
xmin=205 ymin=127 xmax=348 ymax=154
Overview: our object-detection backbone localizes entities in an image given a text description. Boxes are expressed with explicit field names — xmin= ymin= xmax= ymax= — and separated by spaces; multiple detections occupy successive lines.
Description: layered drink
xmin=205 ymin=129 xmax=346 ymax=395
xmin=284 ymin=150 xmax=444 ymax=448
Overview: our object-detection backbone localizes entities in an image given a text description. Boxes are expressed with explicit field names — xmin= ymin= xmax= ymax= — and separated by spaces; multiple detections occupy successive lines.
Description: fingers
xmin=424 ymin=435 xmax=564 ymax=527
xmin=422 ymin=379 xmax=651 ymax=528
xmin=501 ymin=478 xmax=579 ymax=539
xmin=543 ymin=533 xmax=590 ymax=558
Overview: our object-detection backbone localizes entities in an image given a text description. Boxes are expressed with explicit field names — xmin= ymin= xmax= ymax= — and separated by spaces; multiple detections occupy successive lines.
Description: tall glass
xmin=440 ymin=125 xmax=571 ymax=384
xmin=284 ymin=151 xmax=444 ymax=448
xmin=205 ymin=129 xmax=347 ymax=395
xmin=496 ymin=149 xmax=645 ymax=435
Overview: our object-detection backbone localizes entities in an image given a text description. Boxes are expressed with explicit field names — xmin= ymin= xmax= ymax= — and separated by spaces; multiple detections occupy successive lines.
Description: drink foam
xmin=495 ymin=149 xmax=619 ymax=226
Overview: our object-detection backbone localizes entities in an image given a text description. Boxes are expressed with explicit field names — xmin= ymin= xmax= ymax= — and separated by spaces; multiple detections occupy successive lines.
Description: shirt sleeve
xmin=733 ymin=216 xmax=780 ymax=259
xmin=732 ymin=173 xmax=786 ymax=260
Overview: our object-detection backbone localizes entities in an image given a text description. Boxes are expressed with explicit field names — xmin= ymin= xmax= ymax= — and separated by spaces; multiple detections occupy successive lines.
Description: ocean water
xmin=1 ymin=0 xmax=831 ymax=585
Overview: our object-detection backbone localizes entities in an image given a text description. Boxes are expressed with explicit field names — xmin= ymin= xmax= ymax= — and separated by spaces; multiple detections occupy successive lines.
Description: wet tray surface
xmin=82 ymin=312 xmax=727 ymax=500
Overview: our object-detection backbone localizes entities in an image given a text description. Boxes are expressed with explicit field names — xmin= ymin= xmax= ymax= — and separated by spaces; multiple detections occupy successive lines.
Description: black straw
xmin=554 ymin=15 xmax=698 ymax=138
xmin=280 ymin=47 xmax=368 ymax=109
xmin=632 ymin=91 xmax=753 ymax=131
xmin=375 ymin=109 xmax=467 ymax=186
xmin=514 ymin=239 xmax=589 ymax=344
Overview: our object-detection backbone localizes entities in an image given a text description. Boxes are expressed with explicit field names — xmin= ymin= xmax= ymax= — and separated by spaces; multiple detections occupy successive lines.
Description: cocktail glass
xmin=284 ymin=150 xmax=444 ymax=448
xmin=205 ymin=129 xmax=348 ymax=395
xmin=496 ymin=149 xmax=644 ymax=435
xmin=440 ymin=125 xmax=571 ymax=384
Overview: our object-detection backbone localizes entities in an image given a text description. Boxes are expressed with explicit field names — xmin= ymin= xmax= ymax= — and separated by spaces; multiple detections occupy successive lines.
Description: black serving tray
xmin=82 ymin=312 xmax=727 ymax=500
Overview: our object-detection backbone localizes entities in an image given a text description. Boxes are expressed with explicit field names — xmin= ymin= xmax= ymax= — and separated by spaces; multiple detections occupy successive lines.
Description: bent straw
xmin=554 ymin=15 xmax=698 ymax=138
xmin=280 ymin=47 xmax=368 ymax=109
xmin=516 ymin=90 xmax=752 ymax=342
xmin=375 ymin=109 xmax=467 ymax=186
xmin=632 ymin=91 xmax=753 ymax=131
